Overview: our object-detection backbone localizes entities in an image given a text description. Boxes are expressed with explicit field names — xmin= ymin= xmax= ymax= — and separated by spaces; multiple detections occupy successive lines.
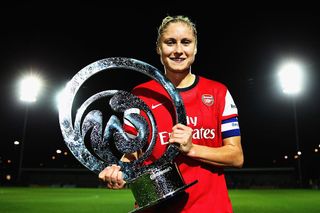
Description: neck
xmin=165 ymin=71 xmax=195 ymax=88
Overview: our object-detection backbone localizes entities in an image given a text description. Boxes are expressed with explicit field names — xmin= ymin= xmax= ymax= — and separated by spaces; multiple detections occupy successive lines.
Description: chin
xmin=169 ymin=64 xmax=189 ymax=72
xmin=169 ymin=68 xmax=188 ymax=74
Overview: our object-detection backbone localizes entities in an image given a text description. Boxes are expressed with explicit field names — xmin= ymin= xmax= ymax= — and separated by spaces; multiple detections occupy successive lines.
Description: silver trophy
xmin=58 ymin=57 xmax=197 ymax=212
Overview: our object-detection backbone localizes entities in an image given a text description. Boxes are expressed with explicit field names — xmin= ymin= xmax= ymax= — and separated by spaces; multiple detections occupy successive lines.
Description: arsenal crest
xmin=202 ymin=94 xmax=214 ymax=106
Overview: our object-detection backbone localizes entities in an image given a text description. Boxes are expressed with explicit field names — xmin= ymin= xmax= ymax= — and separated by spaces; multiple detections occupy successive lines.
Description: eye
xmin=181 ymin=39 xmax=192 ymax=45
xmin=164 ymin=39 xmax=176 ymax=46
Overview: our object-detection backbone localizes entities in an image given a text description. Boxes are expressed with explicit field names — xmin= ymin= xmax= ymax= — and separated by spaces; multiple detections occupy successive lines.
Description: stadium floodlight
xmin=277 ymin=59 xmax=305 ymax=187
xmin=17 ymin=73 xmax=42 ymax=183
xmin=278 ymin=61 xmax=303 ymax=95
xmin=19 ymin=74 xmax=42 ymax=103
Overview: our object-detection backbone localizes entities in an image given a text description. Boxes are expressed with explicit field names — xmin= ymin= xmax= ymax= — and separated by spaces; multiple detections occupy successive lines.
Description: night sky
xmin=1 ymin=2 xmax=319 ymax=181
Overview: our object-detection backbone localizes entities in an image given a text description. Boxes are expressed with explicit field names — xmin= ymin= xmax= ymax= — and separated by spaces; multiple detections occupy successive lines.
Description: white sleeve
xmin=222 ymin=90 xmax=238 ymax=117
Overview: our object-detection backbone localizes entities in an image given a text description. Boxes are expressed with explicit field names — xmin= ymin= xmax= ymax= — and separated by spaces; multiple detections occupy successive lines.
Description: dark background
xmin=0 ymin=1 xmax=319 ymax=184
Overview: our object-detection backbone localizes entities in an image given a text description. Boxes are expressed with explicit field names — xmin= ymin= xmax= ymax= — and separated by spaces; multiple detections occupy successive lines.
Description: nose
xmin=174 ymin=43 xmax=183 ymax=54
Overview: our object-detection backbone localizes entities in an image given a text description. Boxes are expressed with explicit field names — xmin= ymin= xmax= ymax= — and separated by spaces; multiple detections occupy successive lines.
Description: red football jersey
xmin=129 ymin=76 xmax=239 ymax=212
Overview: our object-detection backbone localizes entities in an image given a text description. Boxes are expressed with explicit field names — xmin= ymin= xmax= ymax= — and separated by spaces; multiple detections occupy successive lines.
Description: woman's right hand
xmin=98 ymin=164 xmax=126 ymax=189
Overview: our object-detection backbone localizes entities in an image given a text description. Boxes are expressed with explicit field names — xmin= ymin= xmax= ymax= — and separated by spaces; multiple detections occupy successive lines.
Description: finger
xmin=108 ymin=171 xmax=126 ymax=189
xmin=108 ymin=171 xmax=126 ymax=190
xmin=110 ymin=165 xmax=121 ymax=185
xmin=107 ymin=182 xmax=118 ymax=189
xmin=172 ymin=123 xmax=185 ymax=131
xmin=171 ymin=129 xmax=186 ymax=135
xmin=98 ymin=166 xmax=111 ymax=182
xmin=117 ymin=171 xmax=126 ymax=187
xmin=171 ymin=130 xmax=192 ymax=141
xmin=169 ymin=137 xmax=185 ymax=145
xmin=98 ymin=169 xmax=106 ymax=181
xmin=169 ymin=137 xmax=185 ymax=144
xmin=172 ymin=132 xmax=188 ymax=139
xmin=101 ymin=165 xmax=117 ymax=185
xmin=172 ymin=123 xmax=191 ymax=130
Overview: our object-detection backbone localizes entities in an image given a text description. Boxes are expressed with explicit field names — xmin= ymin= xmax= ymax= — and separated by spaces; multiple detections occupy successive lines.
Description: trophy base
xmin=129 ymin=180 xmax=197 ymax=213
xmin=128 ymin=163 xmax=198 ymax=213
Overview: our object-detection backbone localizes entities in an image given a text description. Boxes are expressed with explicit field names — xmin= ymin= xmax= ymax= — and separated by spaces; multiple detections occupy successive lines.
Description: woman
xmin=99 ymin=15 xmax=244 ymax=212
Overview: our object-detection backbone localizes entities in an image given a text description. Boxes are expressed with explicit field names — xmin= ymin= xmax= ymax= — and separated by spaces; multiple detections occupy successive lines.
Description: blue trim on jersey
xmin=222 ymin=129 xmax=241 ymax=139
xmin=222 ymin=117 xmax=240 ymax=139
xmin=222 ymin=117 xmax=238 ymax=124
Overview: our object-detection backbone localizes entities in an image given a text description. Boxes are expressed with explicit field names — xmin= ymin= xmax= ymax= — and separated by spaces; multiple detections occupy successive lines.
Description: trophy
xmin=58 ymin=57 xmax=197 ymax=212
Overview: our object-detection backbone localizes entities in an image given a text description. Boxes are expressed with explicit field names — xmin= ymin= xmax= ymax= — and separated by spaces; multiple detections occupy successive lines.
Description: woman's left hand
xmin=169 ymin=123 xmax=193 ymax=153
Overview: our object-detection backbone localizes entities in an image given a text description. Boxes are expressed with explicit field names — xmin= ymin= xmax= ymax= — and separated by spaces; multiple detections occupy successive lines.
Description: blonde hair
xmin=156 ymin=15 xmax=197 ymax=49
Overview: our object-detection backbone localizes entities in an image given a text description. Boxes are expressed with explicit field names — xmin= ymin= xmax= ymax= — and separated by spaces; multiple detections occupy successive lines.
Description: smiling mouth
xmin=170 ymin=58 xmax=185 ymax=62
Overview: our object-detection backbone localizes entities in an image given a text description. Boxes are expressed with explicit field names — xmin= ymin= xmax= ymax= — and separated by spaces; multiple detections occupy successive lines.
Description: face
xmin=157 ymin=22 xmax=197 ymax=74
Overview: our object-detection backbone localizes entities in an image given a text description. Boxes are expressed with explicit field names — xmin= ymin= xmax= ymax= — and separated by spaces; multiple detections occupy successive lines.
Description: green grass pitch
xmin=0 ymin=187 xmax=319 ymax=213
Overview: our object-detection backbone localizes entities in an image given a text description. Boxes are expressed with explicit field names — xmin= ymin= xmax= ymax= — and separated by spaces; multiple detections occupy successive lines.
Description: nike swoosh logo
xmin=151 ymin=103 xmax=164 ymax=109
